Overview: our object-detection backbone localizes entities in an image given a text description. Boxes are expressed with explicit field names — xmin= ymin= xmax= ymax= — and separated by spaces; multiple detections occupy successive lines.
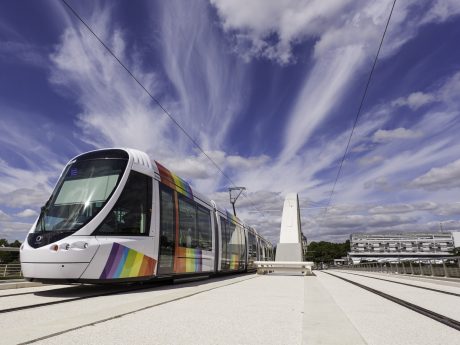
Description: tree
xmin=449 ymin=247 xmax=460 ymax=256
xmin=0 ymin=239 xmax=22 ymax=264
xmin=306 ymin=240 xmax=350 ymax=264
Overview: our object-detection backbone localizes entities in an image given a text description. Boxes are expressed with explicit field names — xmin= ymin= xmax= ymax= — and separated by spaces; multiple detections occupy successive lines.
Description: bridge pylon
xmin=275 ymin=193 xmax=303 ymax=262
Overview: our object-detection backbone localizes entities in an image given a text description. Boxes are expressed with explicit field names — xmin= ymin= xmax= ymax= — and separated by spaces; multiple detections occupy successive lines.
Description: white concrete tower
xmin=275 ymin=193 xmax=303 ymax=262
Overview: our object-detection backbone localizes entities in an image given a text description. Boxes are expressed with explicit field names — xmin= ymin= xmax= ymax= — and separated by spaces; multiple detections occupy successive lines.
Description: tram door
xmin=157 ymin=186 xmax=176 ymax=275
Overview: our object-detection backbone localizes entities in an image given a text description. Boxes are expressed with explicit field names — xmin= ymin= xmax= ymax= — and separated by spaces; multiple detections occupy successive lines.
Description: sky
xmin=1 ymin=0 xmax=460 ymax=245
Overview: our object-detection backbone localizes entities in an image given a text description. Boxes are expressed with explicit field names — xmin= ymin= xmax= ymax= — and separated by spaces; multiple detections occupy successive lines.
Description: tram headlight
xmin=51 ymin=244 xmax=59 ymax=252
xmin=84 ymin=243 xmax=89 ymax=249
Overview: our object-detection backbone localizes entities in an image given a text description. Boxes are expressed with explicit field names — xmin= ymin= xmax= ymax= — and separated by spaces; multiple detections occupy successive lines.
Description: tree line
xmin=305 ymin=240 xmax=350 ymax=263
xmin=0 ymin=239 xmax=22 ymax=264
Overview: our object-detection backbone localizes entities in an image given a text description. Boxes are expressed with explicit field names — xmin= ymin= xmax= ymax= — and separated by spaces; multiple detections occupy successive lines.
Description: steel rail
xmin=322 ymin=271 xmax=460 ymax=331
xmin=337 ymin=271 xmax=460 ymax=297
xmin=0 ymin=282 xmax=168 ymax=314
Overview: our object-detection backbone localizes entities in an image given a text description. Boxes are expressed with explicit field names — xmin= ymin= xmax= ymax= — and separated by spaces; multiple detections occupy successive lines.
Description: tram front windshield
xmin=35 ymin=158 xmax=127 ymax=233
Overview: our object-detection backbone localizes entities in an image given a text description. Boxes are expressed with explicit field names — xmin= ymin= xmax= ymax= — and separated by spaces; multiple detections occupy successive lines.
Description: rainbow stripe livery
xmin=229 ymin=254 xmax=239 ymax=269
xmin=155 ymin=162 xmax=193 ymax=199
xmin=175 ymin=247 xmax=204 ymax=273
xmin=100 ymin=243 xmax=156 ymax=279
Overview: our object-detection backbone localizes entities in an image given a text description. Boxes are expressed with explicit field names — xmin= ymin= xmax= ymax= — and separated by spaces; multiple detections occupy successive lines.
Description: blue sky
xmin=1 ymin=0 xmax=460 ymax=244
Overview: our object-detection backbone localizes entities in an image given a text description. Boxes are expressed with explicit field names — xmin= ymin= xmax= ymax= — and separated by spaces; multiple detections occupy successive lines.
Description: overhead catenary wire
xmin=321 ymin=0 xmax=397 ymax=217
xmin=61 ymin=0 xmax=263 ymax=214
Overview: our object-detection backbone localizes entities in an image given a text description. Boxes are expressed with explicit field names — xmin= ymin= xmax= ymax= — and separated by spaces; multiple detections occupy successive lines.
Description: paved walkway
xmin=3 ymin=272 xmax=460 ymax=344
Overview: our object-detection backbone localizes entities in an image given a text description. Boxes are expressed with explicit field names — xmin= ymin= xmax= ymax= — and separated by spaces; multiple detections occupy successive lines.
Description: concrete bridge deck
xmin=1 ymin=272 xmax=460 ymax=344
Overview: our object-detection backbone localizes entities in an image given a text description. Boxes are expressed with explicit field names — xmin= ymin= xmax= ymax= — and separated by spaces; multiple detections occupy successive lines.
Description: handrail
xmin=0 ymin=264 xmax=23 ymax=278
xmin=333 ymin=257 xmax=460 ymax=278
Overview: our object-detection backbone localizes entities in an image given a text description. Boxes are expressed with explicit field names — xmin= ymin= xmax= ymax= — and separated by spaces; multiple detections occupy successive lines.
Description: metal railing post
xmin=3 ymin=264 xmax=7 ymax=277
xmin=442 ymin=259 xmax=449 ymax=277
xmin=429 ymin=260 xmax=434 ymax=276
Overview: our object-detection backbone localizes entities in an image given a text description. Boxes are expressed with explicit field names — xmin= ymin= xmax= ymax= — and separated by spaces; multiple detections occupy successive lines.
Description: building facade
xmin=349 ymin=232 xmax=455 ymax=258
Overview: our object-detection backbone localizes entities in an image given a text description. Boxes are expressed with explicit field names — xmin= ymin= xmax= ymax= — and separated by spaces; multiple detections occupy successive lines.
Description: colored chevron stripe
xmin=100 ymin=243 xmax=156 ymax=279
xmin=229 ymin=254 xmax=239 ymax=270
xmin=155 ymin=161 xmax=193 ymax=199
xmin=175 ymin=246 xmax=202 ymax=273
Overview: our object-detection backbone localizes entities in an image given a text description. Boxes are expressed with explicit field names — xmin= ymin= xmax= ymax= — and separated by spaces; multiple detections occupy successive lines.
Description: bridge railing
xmin=334 ymin=257 xmax=460 ymax=278
xmin=0 ymin=263 xmax=23 ymax=278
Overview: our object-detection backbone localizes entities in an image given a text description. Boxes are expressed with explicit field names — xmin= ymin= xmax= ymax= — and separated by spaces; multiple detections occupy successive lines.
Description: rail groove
xmin=338 ymin=271 xmax=460 ymax=297
xmin=322 ymin=271 xmax=460 ymax=331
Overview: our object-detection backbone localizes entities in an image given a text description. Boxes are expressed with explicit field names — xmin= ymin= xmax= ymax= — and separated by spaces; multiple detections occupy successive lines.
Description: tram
xmin=20 ymin=148 xmax=273 ymax=283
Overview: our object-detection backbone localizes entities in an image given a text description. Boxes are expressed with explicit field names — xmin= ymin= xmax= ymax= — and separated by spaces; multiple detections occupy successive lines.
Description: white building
xmin=452 ymin=231 xmax=460 ymax=248
xmin=349 ymin=232 xmax=455 ymax=258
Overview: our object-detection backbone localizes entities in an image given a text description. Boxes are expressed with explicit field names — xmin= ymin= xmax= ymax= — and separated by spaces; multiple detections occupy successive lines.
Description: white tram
xmin=20 ymin=148 xmax=273 ymax=283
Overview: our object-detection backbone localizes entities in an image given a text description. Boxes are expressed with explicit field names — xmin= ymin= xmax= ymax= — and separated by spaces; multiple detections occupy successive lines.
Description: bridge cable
xmin=61 ymin=0 xmax=262 ymax=213
xmin=321 ymin=0 xmax=397 ymax=218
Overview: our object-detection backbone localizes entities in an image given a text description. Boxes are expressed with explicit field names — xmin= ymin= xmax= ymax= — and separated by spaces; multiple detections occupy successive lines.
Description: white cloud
xmin=435 ymin=203 xmax=460 ymax=216
xmin=0 ymin=220 xmax=32 ymax=241
xmin=318 ymin=213 xmax=416 ymax=229
xmin=420 ymin=0 xmax=460 ymax=24
xmin=50 ymin=23 xmax=173 ymax=156
xmin=368 ymin=202 xmax=438 ymax=215
xmin=358 ymin=155 xmax=384 ymax=166
xmin=0 ymin=40 xmax=48 ymax=67
xmin=3 ymin=1 xmax=460 ymax=244
xmin=211 ymin=0 xmax=351 ymax=64
xmin=392 ymin=72 xmax=460 ymax=111
xmin=392 ymin=91 xmax=436 ymax=110
xmin=369 ymin=204 xmax=414 ymax=214
xmin=372 ymin=128 xmax=422 ymax=143
xmin=15 ymin=209 xmax=39 ymax=218
xmin=210 ymin=0 xmax=460 ymax=163
xmin=410 ymin=159 xmax=460 ymax=190
xmin=0 ymin=210 xmax=11 ymax=222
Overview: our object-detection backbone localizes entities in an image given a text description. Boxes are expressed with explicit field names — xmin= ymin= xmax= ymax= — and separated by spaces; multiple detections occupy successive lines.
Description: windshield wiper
xmin=38 ymin=198 xmax=51 ymax=232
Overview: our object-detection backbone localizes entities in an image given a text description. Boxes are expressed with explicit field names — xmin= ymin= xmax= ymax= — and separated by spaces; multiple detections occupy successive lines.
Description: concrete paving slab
xmin=328 ymin=271 xmax=460 ymax=321
xmin=0 ymin=280 xmax=46 ymax=290
xmin=302 ymin=275 xmax=366 ymax=345
xmin=33 ymin=275 xmax=305 ymax=345
xmin=1 ymin=274 xmax=259 ymax=345
xmin=315 ymin=271 xmax=460 ymax=345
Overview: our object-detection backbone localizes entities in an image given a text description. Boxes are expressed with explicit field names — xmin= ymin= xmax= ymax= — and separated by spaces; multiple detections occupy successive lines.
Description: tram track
xmin=322 ymin=271 xmax=460 ymax=331
xmin=3 ymin=274 xmax=257 ymax=345
xmin=0 ymin=290 xmax=41 ymax=298
xmin=336 ymin=271 xmax=460 ymax=297
xmin=0 ymin=285 xmax=72 ymax=299
xmin=0 ymin=281 xmax=169 ymax=314
xmin=0 ymin=273 xmax=253 ymax=315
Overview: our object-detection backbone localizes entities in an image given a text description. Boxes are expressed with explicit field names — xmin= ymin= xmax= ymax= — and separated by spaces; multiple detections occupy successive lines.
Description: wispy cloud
xmin=2 ymin=0 xmax=460 ymax=244
xmin=392 ymin=91 xmax=436 ymax=110
xmin=372 ymin=128 xmax=422 ymax=143
xmin=410 ymin=159 xmax=460 ymax=191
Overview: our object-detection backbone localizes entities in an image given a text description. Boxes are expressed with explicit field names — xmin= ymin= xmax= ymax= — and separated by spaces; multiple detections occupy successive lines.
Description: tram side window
xmin=95 ymin=171 xmax=152 ymax=236
xmin=197 ymin=206 xmax=212 ymax=251
xmin=227 ymin=222 xmax=238 ymax=257
xmin=248 ymin=232 xmax=257 ymax=259
xmin=220 ymin=219 xmax=229 ymax=269
xmin=237 ymin=226 xmax=246 ymax=261
xmin=178 ymin=196 xmax=197 ymax=248
xmin=160 ymin=187 xmax=175 ymax=249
